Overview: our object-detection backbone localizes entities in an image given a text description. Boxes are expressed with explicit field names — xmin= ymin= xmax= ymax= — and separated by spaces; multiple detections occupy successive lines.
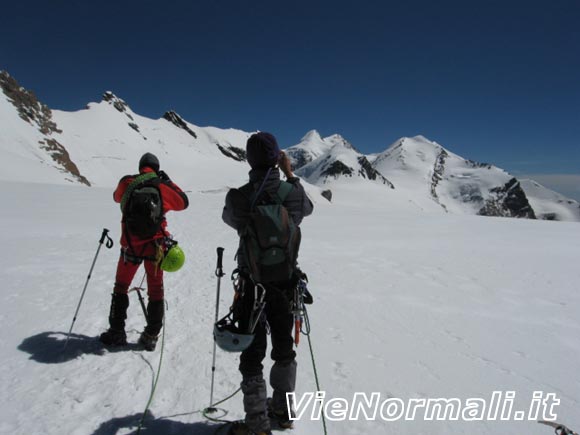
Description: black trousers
xmin=239 ymin=282 xmax=296 ymax=378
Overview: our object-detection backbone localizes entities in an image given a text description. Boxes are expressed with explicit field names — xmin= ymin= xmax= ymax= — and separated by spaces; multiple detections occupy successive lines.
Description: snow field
xmin=0 ymin=181 xmax=579 ymax=435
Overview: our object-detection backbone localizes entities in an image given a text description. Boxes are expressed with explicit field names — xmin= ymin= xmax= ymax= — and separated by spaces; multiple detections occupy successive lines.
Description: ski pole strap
xmin=216 ymin=247 xmax=225 ymax=277
xmin=99 ymin=228 xmax=114 ymax=249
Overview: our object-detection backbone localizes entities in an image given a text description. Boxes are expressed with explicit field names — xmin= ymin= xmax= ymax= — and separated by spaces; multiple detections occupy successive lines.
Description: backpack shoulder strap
xmin=275 ymin=181 xmax=293 ymax=204
xmin=120 ymin=172 xmax=158 ymax=212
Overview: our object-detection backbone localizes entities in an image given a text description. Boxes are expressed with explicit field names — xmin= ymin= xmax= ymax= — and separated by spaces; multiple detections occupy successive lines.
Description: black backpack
xmin=240 ymin=181 xmax=301 ymax=283
xmin=121 ymin=172 xmax=163 ymax=239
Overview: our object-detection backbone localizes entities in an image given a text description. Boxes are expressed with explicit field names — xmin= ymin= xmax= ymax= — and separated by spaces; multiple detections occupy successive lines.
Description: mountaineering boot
xmin=268 ymin=360 xmax=297 ymax=429
xmin=267 ymin=398 xmax=295 ymax=430
xmin=100 ymin=293 xmax=129 ymax=346
xmin=138 ymin=299 xmax=164 ymax=351
xmin=138 ymin=331 xmax=158 ymax=351
xmin=240 ymin=375 xmax=271 ymax=434
xmin=228 ymin=421 xmax=273 ymax=435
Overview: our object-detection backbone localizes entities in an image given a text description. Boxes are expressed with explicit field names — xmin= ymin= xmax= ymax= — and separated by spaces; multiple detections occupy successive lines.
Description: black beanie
xmin=139 ymin=152 xmax=160 ymax=172
xmin=246 ymin=132 xmax=280 ymax=169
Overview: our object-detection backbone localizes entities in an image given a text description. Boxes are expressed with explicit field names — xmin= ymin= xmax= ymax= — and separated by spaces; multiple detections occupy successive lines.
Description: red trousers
xmin=113 ymin=256 xmax=164 ymax=301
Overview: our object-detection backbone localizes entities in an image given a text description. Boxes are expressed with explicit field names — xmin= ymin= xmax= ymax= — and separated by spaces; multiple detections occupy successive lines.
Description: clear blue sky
xmin=1 ymin=0 xmax=579 ymax=196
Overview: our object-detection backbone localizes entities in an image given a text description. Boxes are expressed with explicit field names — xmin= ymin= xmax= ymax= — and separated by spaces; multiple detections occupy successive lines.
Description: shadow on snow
xmin=17 ymin=331 xmax=141 ymax=364
xmin=91 ymin=411 xmax=226 ymax=435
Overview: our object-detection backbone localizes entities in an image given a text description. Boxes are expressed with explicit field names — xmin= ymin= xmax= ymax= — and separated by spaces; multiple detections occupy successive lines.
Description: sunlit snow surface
xmin=1 ymin=180 xmax=578 ymax=435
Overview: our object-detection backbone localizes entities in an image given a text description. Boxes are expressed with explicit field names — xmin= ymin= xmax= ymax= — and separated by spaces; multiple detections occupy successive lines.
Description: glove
xmin=157 ymin=170 xmax=171 ymax=182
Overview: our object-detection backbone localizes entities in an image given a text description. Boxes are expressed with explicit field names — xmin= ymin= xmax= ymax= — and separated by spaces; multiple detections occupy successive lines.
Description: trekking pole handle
xmin=216 ymin=247 xmax=225 ymax=277
xmin=99 ymin=228 xmax=114 ymax=249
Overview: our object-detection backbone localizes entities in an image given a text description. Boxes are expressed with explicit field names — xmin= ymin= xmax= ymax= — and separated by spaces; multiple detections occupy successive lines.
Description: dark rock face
xmin=39 ymin=139 xmax=90 ymax=185
xmin=430 ymin=149 xmax=448 ymax=201
xmin=357 ymin=156 xmax=394 ymax=188
xmin=321 ymin=160 xmax=353 ymax=178
xmin=0 ymin=71 xmax=90 ymax=186
xmin=321 ymin=189 xmax=332 ymax=202
xmin=478 ymin=178 xmax=536 ymax=219
xmin=102 ymin=91 xmax=129 ymax=114
xmin=0 ymin=71 xmax=62 ymax=135
xmin=466 ymin=159 xmax=492 ymax=170
xmin=216 ymin=144 xmax=246 ymax=162
xmin=102 ymin=91 xmax=145 ymax=138
xmin=163 ymin=111 xmax=197 ymax=138
xmin=286 ymin=148 xmax=312 ymax=170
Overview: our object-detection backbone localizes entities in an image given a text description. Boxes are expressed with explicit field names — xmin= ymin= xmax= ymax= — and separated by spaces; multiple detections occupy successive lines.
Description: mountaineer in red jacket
xmin=100 ymin=152 xmax=189 ymax=350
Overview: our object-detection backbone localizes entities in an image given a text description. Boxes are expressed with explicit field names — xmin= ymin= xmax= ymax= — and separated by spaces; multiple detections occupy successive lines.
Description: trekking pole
xmin=63 ymin=228 xmax=114 ymax=353
xmin=207 ymin=247 xmax=225 ymax=413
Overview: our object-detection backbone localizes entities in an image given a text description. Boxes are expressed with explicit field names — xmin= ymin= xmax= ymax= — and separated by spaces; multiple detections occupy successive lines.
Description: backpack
xmin=241 ymin=181 xmax=301 ymax=283
xmin=121 ymin=172 xmax=164 ymax=239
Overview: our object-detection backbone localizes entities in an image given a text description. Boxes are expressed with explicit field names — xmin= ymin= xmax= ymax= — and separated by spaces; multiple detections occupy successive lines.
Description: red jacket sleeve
xmin=114 ymin=175 xmax=133 ymax=204
xmin=160 ymin=180 xmax=189 ymax=212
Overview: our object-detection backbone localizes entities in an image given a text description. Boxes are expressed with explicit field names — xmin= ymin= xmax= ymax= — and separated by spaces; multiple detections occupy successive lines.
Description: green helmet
xmin=160 ymin=244 xmax=185 ymax=272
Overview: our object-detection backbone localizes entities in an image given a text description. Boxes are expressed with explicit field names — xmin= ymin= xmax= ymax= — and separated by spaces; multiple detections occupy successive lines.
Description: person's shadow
xmin=18 ymin=331 xmax=141 ymax=364
xmin=91 ymin=411 xmax=225 ymax=435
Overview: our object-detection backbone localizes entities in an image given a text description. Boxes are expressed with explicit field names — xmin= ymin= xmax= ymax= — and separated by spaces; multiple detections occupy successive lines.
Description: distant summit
xmin=295 ymin=135 xmax=394 ymax=188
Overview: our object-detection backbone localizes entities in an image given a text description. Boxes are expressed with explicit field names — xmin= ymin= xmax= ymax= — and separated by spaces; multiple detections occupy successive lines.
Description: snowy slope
xmin=0 ymin=90 xmax=69 ymax=184
xmin=520 ymin=179 xmax=580 ymax=222
xmin=51 ymin=94 xmax=252 ymax=190
xmin=1 ymin=181 xmax=579 ymax=435
xmin=372 ymin=136 xmax=535 ymax=218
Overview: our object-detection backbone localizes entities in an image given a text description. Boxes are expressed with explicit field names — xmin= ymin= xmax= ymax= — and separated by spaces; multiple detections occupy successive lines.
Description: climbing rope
xmin=136 ymin=297 xmax=167 ymax=434
xmin=305 ymin=306 xmax=328 ymax=435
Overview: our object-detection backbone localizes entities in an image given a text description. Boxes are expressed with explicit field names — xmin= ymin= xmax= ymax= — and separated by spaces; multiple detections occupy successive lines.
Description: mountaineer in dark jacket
xmin=222 ymin=132 xmax=313 ymax=435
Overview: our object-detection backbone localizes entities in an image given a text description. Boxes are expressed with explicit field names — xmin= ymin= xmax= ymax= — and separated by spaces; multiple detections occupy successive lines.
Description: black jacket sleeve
xmin=283 ymin=177 xmax=314 ymax=226
xmin=222 ymin=188 xmax=251 ymax=231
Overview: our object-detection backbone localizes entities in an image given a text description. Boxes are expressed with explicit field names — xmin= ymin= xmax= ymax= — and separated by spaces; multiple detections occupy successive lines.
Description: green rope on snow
xmin=136 ymin=299 xmax=167 ymax=434
xmin=307 ymin=327 xmax=328 ymax=435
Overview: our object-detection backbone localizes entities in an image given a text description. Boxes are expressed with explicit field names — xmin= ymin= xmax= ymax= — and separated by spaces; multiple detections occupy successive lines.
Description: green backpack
xmin=241 ymin=181 xmax=300 ymax=283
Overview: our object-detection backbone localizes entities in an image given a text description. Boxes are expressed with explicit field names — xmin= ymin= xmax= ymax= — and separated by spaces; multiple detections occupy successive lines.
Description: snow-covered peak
xmin=285 ymin=130 xmax=335 ymax=170
xmin=372 ymin=135 xmax=535 ymax=218
xmin=101 ymin=91 xmax=132 ymax=113
xmin=296 ymin=136 xmax=394 ymax=188
xmin=300 ymin=129 xmax=322 ymax=142
xmin=324 ymin=133 xmax=357 ymax=152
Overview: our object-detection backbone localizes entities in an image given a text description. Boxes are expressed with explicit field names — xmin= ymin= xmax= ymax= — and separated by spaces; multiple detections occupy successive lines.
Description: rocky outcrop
xmin=430 ymin=149 xmax=448 ymax=201
xmin=357 ymin=156 xmax=394 ymax=188
xmin=102 ymin=91 xmax=130 ymax=115
xmin=0 ymin=71 xmax=62 ymax=135
xmin=163 ymin=111 xmax=197 ymax=138
xmin=286 ymin=148 xmax=312 ymax=170
xmin=321 ymin=189 xmax=332 ymax=202
xmin=216 ymin=143 xmax=246 ymax=162
xmin=320 ymin=160 xmax=353 ymax=178
xmin=478 ymin=178 xmax=536 ymax=219
xmin=102 ymin=91 xmax=146 ymax=138
xmin=38 ymin=139 xmax=90 ymax=185
xmin=0 ymin=71 xmax=90 ymax=186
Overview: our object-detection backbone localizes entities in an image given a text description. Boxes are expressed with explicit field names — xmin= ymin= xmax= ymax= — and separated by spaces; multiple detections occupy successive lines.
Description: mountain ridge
xmin=1 ymin=70 xmax=578 ymax=222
